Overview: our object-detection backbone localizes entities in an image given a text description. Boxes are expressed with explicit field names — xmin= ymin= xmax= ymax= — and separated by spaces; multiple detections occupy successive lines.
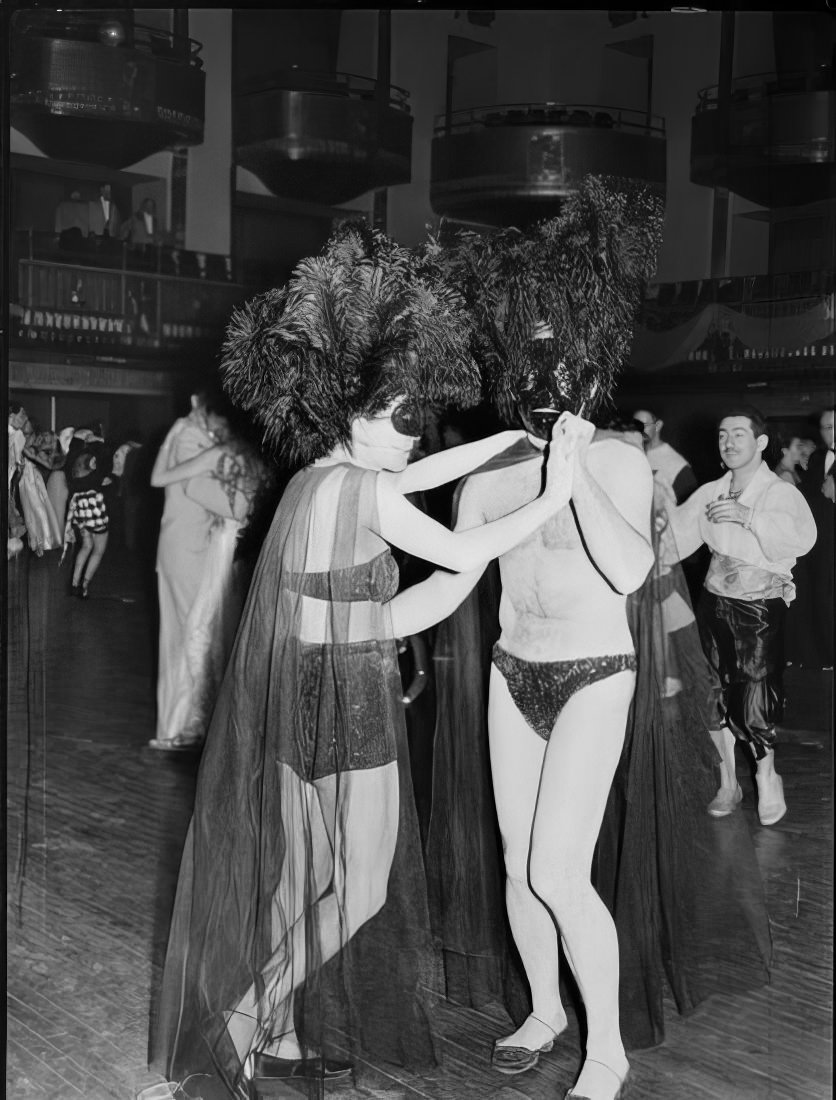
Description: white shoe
xmin=756 ymin=773 xmax=787 ymax=826
xmin=707 ymin=785 xmax=743 ymax=817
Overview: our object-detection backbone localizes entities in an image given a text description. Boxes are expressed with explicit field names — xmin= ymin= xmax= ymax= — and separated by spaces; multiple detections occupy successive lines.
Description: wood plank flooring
xmin=6 ymin=548 xmax=833 ymax=1100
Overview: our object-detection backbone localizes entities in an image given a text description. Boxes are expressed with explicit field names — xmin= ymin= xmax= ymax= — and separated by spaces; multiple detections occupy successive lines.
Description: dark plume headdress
xmin=439 ymin=175 xmax=665 ymax=424
xmin=220 ymin=222 xmax=481 ymax=466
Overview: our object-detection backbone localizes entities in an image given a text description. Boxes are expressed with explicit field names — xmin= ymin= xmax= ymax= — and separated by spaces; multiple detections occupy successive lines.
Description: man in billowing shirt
xmin=663 ymin=404 xmax=817 ymax=826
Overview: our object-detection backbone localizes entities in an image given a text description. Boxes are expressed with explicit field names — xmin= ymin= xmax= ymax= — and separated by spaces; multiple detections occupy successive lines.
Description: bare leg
xmin=528 ymin=671 xmax=635 ymax=1100
xmin=226 ymin=763 xmax=400 ymax=1064
xmin=488 ymin=667 xmax=568 ymax=1049
xmin=80 ymin=531 xmax=109 ymax=592
xmin=72 ymin=530 xmax=93 ymax=588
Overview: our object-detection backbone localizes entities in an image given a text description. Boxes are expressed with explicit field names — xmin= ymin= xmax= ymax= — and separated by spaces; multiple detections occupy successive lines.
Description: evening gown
xmin=426 ymin=441 xmax=771 ymax=1051
xmin=151 ymin=463 xmax=436 ymax=1098
xmin=154 ymin=419 xmax=250 ymax=746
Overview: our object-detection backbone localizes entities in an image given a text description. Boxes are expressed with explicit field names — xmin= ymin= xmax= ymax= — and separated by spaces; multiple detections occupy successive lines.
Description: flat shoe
xmin=251 ymin=1052 xmax=353 ymax=1080
xmin=707 ymin=784 xmax=743 ymax=817
xmin=757 ymin=774 xmax=787 ymax=826
xmin=492 ymin=1037 xmax=554 ymax=1075
xmin=147 ymin=738 xmax=201 ymax=752
xmin=566 ymin=1060 xmax=629 ymax=1099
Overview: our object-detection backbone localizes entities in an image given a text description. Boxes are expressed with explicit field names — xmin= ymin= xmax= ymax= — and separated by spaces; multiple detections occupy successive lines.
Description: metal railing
xmin=11 ymin=233 xmax=243 ymax=357
xmin=237 ymin=69 xmax=411 ymax=111
xmin=11 ymin=11 xmax=203 ymax=67
xmin=434 ymin=101 xmax=665 ymax=135
xmin=696 ymin=67 xmax=834 ymax=112
xmin=13 ymin=229 xmax=232 ymax=283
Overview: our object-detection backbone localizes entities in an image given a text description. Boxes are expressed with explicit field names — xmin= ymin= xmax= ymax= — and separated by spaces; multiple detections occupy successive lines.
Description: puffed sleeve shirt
xmin=666 ymin=461 xmax=817 ymax=604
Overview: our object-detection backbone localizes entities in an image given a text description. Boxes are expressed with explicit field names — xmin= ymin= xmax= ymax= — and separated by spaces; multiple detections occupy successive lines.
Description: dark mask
xmin=515 ymin=339 xmax=598 ymax=439
xmin=391 ymin=400 xmax=424 ymax=438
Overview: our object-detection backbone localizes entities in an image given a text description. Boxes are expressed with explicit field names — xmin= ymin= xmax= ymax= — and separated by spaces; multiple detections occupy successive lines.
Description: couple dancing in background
xmin=151 ymin=181 xmax=771 ymax=1100
xmin=150 ymin=388 xmax=268 ymax=752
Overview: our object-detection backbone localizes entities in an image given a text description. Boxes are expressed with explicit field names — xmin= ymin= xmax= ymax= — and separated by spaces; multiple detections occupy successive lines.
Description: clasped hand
xmin=543 ymin=411 xmax=594 ymax=506
xmin=705 ymin=498 xmax=752 ymax=526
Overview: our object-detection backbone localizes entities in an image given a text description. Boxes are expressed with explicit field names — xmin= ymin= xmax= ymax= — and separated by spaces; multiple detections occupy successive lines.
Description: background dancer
xmin=150 ymin=387 xmax=265 ymax=751
xmin=663 ymin=405 xmax=817 ymax=825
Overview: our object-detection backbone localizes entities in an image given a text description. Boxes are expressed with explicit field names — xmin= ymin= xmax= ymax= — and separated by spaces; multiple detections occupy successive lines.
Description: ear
xmin=756 ymin=433 xmax=769 ymax=455
xmin=190 ymin=394 xmax=199 ymax=410
xmin=655 ymin=418 xmax=663 ymax=433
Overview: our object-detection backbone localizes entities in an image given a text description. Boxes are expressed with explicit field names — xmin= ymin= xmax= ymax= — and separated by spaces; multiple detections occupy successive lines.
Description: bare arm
xmin=390 ymin=430 xmax=526 ymax=494
xmin=568 ymin=425 xmax=655 ymax=595
xmin=150 ymin=420 xmax=218 ymax=488
xmin=378 ymin=422 xmax=572 ymax=574
xmin=151 ymin=445 xmax=222 ymax=487
xmin=387 ymin=474 xmax=493 ymax=636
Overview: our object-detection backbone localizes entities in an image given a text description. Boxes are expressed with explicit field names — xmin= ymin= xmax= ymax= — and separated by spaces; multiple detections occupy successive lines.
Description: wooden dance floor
xmin=6 ymin=548 xmax=833 ymax=1100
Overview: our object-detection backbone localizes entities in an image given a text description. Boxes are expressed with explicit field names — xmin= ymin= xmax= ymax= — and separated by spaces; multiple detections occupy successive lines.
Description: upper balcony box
xmin=235 ymin=70 xmax=413 ymax=205
xmin=431 ymin=102 xmax=666 ymax=228
xmin=10 ymin=11 xmax=205 ymax=168
xmin=691 ymin=69 xmax=836 ymax=206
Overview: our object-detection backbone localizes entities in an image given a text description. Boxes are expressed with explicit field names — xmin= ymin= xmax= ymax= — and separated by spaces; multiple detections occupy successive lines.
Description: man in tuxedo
xmin=88 ymin=183 xmax=122 ymax=249
xmin=800 ymin=407 xmax=834 ymax=669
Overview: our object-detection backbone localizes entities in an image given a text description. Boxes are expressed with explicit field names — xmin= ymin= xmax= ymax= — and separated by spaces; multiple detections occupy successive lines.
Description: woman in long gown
xmin=149 ymin=390 xmax=264 ymax=751
xmin=150 ymin=225 xmax=582 ymax=1099
xmin=9 ymin=410 xmax=63 ymax=557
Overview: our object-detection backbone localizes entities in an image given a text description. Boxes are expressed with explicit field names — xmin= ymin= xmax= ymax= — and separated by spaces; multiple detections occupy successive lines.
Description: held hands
xmin=705 ymin=497 xmax=753 ymax=528
xmin=542 ymin=412 xmax=594 ymax=508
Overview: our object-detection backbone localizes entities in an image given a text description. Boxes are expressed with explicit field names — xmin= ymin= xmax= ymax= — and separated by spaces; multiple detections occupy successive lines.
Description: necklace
xmin=728 ymin=486 xmax=743 ymax=501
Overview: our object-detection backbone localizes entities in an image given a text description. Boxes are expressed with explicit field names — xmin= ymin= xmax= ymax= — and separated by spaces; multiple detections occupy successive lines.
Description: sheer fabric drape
xmin=426 ymin=451 xmax=771 ymax=1051
xmin=152 ymin=464 xmax=436 ymax=1098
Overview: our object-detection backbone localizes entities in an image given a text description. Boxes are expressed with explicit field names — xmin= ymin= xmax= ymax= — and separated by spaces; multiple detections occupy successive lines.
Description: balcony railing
xmin=695 ymin=67 xmax=835 ymax=113
xmin=641 ymin=269 xmax=835 ymax=329
xmin=238 ymin=68 xmax=410 ymax=111
xmin=12 ymin=10 xmax=203 ymax=67
xmin=631 ymin=269 xmax=835 ymax=373
xmin=11 ymin=232 xmax=244 ymax=357
xmin=434 ymin=101 xmax=665 ymax=136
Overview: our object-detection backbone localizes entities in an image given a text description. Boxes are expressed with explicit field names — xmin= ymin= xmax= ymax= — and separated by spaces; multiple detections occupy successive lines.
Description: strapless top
xmin=284 ymin=550 xmax=399 ymax=604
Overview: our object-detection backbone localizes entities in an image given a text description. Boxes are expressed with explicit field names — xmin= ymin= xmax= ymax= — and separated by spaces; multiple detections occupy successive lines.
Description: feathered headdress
xmin=221 ymin=222 xmax=481 ymax=465
xmin=439 ymin=175 xmax=665 ymax=423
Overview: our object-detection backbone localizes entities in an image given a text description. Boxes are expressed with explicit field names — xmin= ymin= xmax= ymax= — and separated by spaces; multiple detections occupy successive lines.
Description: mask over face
xmin=515 ymin=333 xmax=601 ymax=438
xmin=440 ymin=175 xmax=665 ymax=437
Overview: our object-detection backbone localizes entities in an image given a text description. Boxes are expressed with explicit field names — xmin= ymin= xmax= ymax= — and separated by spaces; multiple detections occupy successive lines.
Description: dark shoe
xmin=492 ymin=1036 xmax=555 ymax=1075
xmin=251 ymin=1051 xmax=353 ymax=1081
xmin=492 ymin=1013 xmax=560 ymax=1075
xmin=80 ymin=585 xmax=89 ymax=600
xmin=69 ymin=584 xmax=81 ymax=598
xmin=493 ymin=1043 xmax=550 ymax=1074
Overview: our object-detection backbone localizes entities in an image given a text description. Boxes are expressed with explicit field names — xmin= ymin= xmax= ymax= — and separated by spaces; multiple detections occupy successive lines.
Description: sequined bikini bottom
xmin=492 ymin=645 xmax=637 ymax=740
